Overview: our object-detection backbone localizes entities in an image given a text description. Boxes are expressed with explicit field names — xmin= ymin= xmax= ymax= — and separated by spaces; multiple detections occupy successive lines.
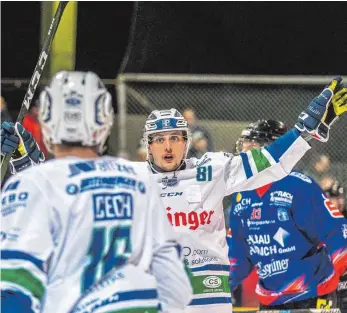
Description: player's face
xmin=149 ymin=131 xmax=186 ymax=172
xmin=240 ymin=139 xmax=262 ymax=152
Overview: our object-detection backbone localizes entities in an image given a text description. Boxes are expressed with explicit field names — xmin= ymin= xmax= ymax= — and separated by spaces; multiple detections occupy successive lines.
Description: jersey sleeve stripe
xmin=189 ymin=296 xmax=232 ymax=305
xmin=249 ymin=148 xmax=272 ymax=173
xmin=260 ymin=148 xmax=276 ymax=166
xmin=240 ymin=153 xmax=253 ymax=179
xmin=1 ymin=268 xmax=45 ymax=301
xmin=190 ymin=264 xmax=230 ymax=273
xmin=1 ymin=250 xmax=44 ymax=271
xmin=264 ymin=129 xmax=300 ymax=162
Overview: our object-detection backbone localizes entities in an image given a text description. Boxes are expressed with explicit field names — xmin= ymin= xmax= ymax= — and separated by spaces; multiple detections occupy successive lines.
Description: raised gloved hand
xmin=1 ymin=122 xmax=19 ymax=155
xmin=0 ymin=121 xmax=45 ymax=174
xmin=295 ymin=77 xmax=347 ymax=142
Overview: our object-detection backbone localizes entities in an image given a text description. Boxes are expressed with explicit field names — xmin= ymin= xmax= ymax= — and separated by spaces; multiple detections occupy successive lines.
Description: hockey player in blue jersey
xmin=323 ymin=181 xmax=347 ymax=311
xmin=228 ymin=120 xmax=347 ymax=309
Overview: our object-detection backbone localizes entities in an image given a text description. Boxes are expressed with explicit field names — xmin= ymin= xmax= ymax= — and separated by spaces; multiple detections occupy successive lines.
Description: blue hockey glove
xmin=295 ymin=77 xmax=347 ymax=142
xmin=0 ymin=122 xmax=45 ymax=173
xmin=1 ymin=121 xmax=19 ymax=154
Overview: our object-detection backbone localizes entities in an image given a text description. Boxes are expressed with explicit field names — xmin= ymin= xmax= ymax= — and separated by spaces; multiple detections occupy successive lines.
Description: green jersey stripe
xmin=1 ymin=268 xmax=45 ymax=301
xmin=250 ymin=148 xmax=272 ymax=173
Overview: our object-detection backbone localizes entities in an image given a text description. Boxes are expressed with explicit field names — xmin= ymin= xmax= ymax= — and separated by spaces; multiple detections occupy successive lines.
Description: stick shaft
xmin=1 ymin=1 xmax=69 ymax=182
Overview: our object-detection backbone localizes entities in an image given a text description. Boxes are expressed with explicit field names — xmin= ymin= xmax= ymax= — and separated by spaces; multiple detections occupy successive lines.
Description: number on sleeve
xmin=196 ymin=165 xmax=212 ymax=182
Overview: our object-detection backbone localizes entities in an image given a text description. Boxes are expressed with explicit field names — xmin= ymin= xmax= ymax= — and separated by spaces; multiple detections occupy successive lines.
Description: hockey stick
xmin=1 ymin=1 xmax=69 ymax=182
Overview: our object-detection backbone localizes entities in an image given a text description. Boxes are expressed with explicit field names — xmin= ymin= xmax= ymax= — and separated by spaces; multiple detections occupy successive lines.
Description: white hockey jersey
xmin=0 ymin=156 xmax=192 ymax=313
xmin=150 ymin=129 xmax=310 ymax=308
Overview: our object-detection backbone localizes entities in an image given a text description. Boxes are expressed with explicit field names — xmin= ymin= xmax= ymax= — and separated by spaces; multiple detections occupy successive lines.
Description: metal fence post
xmin=116 ymin=75 xmax=127 ymax=154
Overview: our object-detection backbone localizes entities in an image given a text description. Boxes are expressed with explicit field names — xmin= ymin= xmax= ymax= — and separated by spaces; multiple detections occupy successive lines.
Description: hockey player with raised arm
xmin=227 ymin=119 xmax=347 ymax=310
xmin=324 ymin=181 xmax=347 ymax=311
xmin=139 ymin=77 xmax=347 ymax=313
xmin=0 ymin=71 xmax=192 ymax=313
xmin=2 ymin=77 xmax=347 ymax=313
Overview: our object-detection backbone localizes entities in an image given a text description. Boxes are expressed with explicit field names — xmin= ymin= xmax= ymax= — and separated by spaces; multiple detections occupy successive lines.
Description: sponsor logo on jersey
xmin=250 ymin=245 xmax=278 ymax=256
xmin=203 ymin=276 xmax=222 ymax=288
xmin=93 ymin=193 xmax=133 ymax=221
xmin=248 ymin=228 xmax=295 ymax=256
xmin=270 ymin=191 xmax=293 ymax=206
xmin=247 ymin=219 xmax=275 ymax=228
xmin=182 ymin=246 xmax=208 ymax=257
xmin=322 ymin=193 xmax=343 ymax=218
xmin=247 ymin=234 xmax=270 ymax=245
xmin=0 ymin=228 xmax=20 ymax=242
xmin=233 ymin=194 xmax=251 ymax=216
xmin=4 ymin=180 xmax=20 ymax=191
xmin=68 ymin=160 xmax=136 ymax=177
xmin=166 ymin=207 xmax=214 ymax=230
xmin=289 ymin=172 xmax=312 ymax=183
xmin=342 ymin=224 xmax=347 ymax=239
xmin=251 ymin=202 xmax=263 ymax=207
xmin=1 ymin=192 xmax=29 ymax=216
xmin=250 ymin=208 xmax=261 ymax=220
xmin=250 ymin=245 xmax=296 ymax=256
xmin=74 ymin=176 xmax=145 ymax=194
xmin=235 ymin=193 xmax=251 ymax=205
xmin=191 ymin=256 xmax=219 ymax=266
xmin=160 ymin=192 xmax=183 ymax=197
xmin=277 ymin=207 xmax=289 ymax=222
xmin=273 ymin=227 xmax=290 ymax=247
xmin=257 ymin=258 xmax=289 ymax=279
xmin=195 ymin=155 xmax=212 ymax=168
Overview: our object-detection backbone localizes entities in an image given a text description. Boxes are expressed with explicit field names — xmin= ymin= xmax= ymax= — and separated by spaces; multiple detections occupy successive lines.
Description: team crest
xmin=277 ymin=208 xmax=289 ymax=222
xmin=162 ymin=175 xmax=178 ymax=189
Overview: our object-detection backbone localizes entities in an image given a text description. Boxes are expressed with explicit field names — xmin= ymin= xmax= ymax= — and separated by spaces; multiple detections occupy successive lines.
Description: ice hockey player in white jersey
xmin=141 ymin=77 xmax=347 ymax=313
xmin=2 ymin=77 xmax=346 ymax=313
xmin=0 ymin=71 xmax=192 ymax=313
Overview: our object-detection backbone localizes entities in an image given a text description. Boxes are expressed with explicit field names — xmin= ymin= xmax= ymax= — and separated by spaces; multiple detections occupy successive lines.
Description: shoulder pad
xmin=289 ymin=171 xmax=312 ymax=184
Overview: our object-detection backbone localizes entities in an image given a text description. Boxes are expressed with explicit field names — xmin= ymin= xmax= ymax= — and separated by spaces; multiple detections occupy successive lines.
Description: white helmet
xmin=39 ymin=71 xmax=114 ymax=154
xmin=143 ymin=108 xmax=191 ymax=159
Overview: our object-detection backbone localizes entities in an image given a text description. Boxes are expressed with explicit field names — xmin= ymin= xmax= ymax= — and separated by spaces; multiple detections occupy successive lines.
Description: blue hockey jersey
xmin=227 ymin=171 xmax=347 ymax=306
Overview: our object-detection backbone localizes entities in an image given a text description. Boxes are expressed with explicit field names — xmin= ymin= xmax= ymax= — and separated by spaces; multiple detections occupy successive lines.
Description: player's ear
xmin=148 ymin=144 xmax=152 ymax=155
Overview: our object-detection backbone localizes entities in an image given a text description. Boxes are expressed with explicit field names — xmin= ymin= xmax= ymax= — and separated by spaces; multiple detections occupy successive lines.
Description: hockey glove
xmin=1 ymin=122 xmax=19 ymax=154
xmin=0 ymin=122 xmax=45 ymax=174
xmin=295 ymin=77 xmax=347 ymax=142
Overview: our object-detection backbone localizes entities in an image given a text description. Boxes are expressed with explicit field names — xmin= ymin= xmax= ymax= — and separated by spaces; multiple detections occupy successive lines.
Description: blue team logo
xmin=66 ymin=184 xmax=79 ymax=195
xmin=162 ymin=176 xmax=178 ymax=189
xmin=277 ymin=208 xmax=289 ymax=222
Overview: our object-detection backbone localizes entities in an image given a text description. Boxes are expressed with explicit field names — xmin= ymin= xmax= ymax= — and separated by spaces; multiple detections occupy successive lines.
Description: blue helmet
xmin=143 ymin=108 xmax=191 ymax=159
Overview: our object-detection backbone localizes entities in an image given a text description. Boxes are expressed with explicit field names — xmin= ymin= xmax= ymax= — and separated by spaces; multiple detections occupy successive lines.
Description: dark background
xmin=2 ymin=1 xmax=347 ymax=79
xmin=1 ymin=2 xmax=347 ymax=116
